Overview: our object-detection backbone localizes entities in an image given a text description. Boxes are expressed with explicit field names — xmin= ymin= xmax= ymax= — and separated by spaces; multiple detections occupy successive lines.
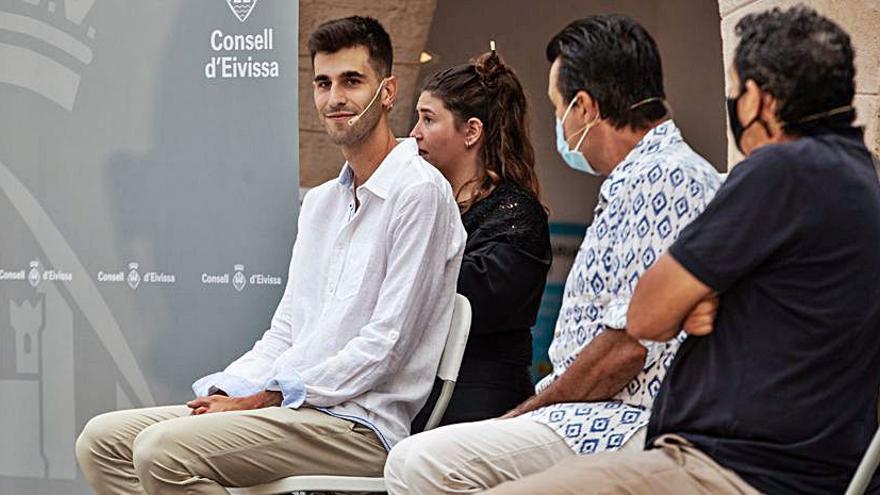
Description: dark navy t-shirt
xmin=647 ymin=127 xmax=880 ymax=494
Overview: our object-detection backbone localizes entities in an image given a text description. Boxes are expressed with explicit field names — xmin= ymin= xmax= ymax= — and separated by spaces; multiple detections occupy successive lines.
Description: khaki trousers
xmin=383 ymin=417 xmax=646 ymax=495
xmin=75 ymin=405 xmax=386 ymax=495
xmin=482 ymin=434 xmax=761 ymax=495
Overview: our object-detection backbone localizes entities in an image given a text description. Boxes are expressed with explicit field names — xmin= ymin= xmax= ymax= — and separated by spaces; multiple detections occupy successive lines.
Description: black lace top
xmin=458 ymin=180 xmax=551 ymax=367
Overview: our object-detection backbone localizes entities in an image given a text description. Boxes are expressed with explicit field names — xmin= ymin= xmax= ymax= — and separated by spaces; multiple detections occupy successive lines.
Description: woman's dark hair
xmin=734 ymin=6 xmax=855 ymax=133
xmin=308 ymin=16 xmax=393 ymax=78
xmin=546 ymin=14 xmax=666 ymax=130
xmin=421 ymin=51 xmax=542 ymax=211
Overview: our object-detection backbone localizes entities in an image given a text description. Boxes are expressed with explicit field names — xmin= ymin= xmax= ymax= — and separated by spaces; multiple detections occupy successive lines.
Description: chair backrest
xmin=437 ymin=294 xmax=472 ymax=382
xmin=420 ymin=294 xmax=471 ymax=432
xmin=845 ymin=394 xmax=880 ymax=495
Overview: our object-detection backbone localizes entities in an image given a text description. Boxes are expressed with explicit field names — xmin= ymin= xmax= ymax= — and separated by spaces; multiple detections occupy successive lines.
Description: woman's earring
xmin=465 ymin=140 xmax=471 ymax=149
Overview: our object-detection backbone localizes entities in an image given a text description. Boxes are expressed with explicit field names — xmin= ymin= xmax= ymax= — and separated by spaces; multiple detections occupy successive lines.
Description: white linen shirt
xmin=194 ymin=138 xmax=466 ymax=449
xmin=526 ymin=121 xmax=722 ymax=454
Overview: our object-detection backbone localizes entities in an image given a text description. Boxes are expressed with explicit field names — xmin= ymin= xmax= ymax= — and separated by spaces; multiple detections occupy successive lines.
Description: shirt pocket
xmin=334 ymin=240 xmax=371 ymax=300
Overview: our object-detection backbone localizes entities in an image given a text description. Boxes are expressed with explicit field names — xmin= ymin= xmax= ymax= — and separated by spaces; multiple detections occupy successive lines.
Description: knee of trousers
xmin=76 ymin=411 xmax=126 ymax=470
xmin=387 ymin=432 xmax=461 ymax=491
xmin=131 ymin=422 xmax=190 ymax=481
xmin=384 ymin=435 xmax=415 ymax=484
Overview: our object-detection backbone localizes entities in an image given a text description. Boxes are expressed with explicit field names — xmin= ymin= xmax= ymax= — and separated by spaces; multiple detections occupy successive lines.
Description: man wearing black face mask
xmin=481 ymin=6 xmax=880 ymax=495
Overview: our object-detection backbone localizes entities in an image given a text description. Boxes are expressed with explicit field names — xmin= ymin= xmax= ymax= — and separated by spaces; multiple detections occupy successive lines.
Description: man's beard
xmin=326 ymin=101 xmax=384 ymax=147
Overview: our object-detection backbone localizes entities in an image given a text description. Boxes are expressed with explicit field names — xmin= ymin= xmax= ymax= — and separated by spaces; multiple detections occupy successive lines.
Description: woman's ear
xmin=464 ymin=117 xmax=484 ymax=148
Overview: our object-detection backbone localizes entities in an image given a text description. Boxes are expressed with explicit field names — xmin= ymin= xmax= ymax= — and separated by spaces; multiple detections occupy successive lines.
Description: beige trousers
xmin=482 ymin=434 xmax=761 ymax=495
xmin=383 ymin=417 xmax=646 ymax=495
xmin=75 ymin=405 xmax=386 ymax=495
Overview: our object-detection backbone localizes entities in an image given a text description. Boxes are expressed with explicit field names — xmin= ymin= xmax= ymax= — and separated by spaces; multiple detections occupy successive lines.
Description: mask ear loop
xmin=733 ymin=83 xmax=773 ymax=138
xmin=629 ymin=96 xmax=673 ymax=120
xmin=562 ymin=95 xmax=598 ymax=150
xmin=572 ymin=113 xmax=599 ymax=151
xmin=779 ymin=105 xmax=856 ymax=128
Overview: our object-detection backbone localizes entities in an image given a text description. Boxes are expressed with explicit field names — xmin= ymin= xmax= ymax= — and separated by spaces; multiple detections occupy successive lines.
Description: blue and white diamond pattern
xmin=565 ymin=424 xmax=583 ymax=438
xmin=636 ymin=217 xmax=651 ymax=238
xmin=607 ymin=433 xmax=625 ymax=449
xmin=580 ymin=438 xmax=599 ymax=455
xmin=534 ymin=120 xmax=722 ymax=455
xmin=590 ymin=417 xmax=609 ymax=432
xmin=651 ymin=191 xmax=668 ymax=215
xmin=657 ymin=216 xmax=672 ymax=239
xmin=674 ymin=197 xmax=690 ymax=218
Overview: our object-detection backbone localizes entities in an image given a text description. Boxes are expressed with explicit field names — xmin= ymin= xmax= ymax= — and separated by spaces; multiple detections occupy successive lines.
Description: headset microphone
xmin=347 ymin=78 xmax=388 ymax=126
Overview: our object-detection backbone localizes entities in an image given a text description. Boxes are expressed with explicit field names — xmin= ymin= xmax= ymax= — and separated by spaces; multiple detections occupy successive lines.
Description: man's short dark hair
xmin=546 ymin=14 xmax=666 ymax=130
xmin=308 ymin=16 xmax=393 ymax=78
xmin=734 ymin=6 xmax=855 ymax=131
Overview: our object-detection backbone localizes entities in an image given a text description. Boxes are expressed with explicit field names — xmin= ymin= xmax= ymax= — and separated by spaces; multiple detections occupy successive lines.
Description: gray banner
xmin=0 ymin=1 xmax=299 ymax=493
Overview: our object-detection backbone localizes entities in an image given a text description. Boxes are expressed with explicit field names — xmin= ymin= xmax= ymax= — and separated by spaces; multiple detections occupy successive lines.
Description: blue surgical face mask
xmin=555 ymin=96 xmax=600 ymax=175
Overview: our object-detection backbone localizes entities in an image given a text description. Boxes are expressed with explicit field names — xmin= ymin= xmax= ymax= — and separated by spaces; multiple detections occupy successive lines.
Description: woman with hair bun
xmin=410 ymin=49 xmax=551 ymax=430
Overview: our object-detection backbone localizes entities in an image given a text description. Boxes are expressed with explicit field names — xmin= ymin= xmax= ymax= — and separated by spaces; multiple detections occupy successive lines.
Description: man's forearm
xmin=242 ymin=390 xmax=283 ymax=409
xmin=510 ymin=329 xmax=646 ymax=415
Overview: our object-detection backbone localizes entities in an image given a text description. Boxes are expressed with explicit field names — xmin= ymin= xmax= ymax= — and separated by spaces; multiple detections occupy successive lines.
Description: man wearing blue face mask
xmin=483 ymin=7 xmax=880 ymax=495
xmin=383 ymin=15 xmax=722 ymax=495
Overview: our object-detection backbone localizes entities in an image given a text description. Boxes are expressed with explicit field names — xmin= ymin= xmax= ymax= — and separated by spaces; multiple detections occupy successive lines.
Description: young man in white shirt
xmin=76 ymin=16 xmax=465 ymax=495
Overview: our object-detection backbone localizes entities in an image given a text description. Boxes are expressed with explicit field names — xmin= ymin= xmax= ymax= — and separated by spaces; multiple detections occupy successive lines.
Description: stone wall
xmin=297 ymin=1 xmax=879 ymax=184
xmin=718 ymin=0 xmax=880 ymax=167
xmin=298 ymin=0 xmax=437 ymax=187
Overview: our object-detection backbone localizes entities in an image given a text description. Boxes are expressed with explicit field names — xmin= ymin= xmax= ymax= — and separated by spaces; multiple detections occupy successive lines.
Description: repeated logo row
xmin=0 ymin=261 xmax=283 ymax=292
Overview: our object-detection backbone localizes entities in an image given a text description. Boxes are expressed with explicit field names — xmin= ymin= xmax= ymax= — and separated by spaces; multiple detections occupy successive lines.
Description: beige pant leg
xmin=76 ymin=405 xmax=191 ymax=495
xmin=78 ymin=406 xmax=387 ymax=495
xmin=618 ymin=427 xmax=647 ymax=453
xmin=131 ymin=407 xmax=386 ymax=494
xmin=384 ymin=418 xmax=574 ymax=495
xmin=481 ymin=434 xmax=761 ymax=495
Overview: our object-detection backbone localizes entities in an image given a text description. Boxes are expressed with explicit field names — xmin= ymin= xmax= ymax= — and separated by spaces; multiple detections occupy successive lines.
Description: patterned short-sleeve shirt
xmin=527 ymin=120 xmax=722 ymax=454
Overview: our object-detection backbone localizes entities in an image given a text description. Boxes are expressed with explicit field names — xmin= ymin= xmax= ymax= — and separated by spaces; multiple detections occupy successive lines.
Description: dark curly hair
xmin=421 ymin=51 xmax=542 ymax=211
xmin=734 ymin=6 xmax=856 ymax=132
xmin=545 ymin=14 xmax=667 ymax=130
xmin=308 ymin=16 xmax=393 ymax=78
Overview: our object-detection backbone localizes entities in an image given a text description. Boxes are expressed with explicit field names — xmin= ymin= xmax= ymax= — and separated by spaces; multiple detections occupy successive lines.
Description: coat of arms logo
xmin=233 ymin=264 xmax=247 ymax=292
xmin=127 ymin=262 xmax=141 ymax=290
xmin=227 ymin=0 xmax=258 ymax=23
xmin=28 ymin=260 xmax=41 ymax=288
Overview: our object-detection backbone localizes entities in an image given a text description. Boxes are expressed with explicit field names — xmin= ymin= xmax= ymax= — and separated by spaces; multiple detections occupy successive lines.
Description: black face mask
xmin=725 ymin=95 xmax=746 ymax=152
xmin=726 ymin=89 xmax=771 ymax=154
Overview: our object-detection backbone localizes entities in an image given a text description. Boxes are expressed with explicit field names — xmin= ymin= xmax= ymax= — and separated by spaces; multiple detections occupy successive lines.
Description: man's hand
xmin=500 ymin=397 xmax=541 ymax=419
xmin=187 ymin=395 xmax=248 ymax=415
xmin=187 ymin=391 xmax=283 ymax=415
xmin=682 ymin=295 xmax=719 ymax=336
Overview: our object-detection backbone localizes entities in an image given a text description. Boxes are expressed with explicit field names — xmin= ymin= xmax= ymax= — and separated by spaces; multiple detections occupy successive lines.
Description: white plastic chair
xmin=845 ymin=395 xmax=880 ymax=495
xmin=228 ymin=294 xmax=472 ymax=495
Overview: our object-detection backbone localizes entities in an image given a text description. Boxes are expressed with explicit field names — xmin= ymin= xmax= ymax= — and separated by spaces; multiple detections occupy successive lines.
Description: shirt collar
xmin=601 ymin=119 xmax=681 ymax=200
xmin=336 ymin=138 xmax=418 ymax=200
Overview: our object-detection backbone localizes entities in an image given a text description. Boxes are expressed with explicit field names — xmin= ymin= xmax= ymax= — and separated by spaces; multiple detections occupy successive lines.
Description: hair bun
xmin=473 ymin=50 xmax=506 ymax=89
